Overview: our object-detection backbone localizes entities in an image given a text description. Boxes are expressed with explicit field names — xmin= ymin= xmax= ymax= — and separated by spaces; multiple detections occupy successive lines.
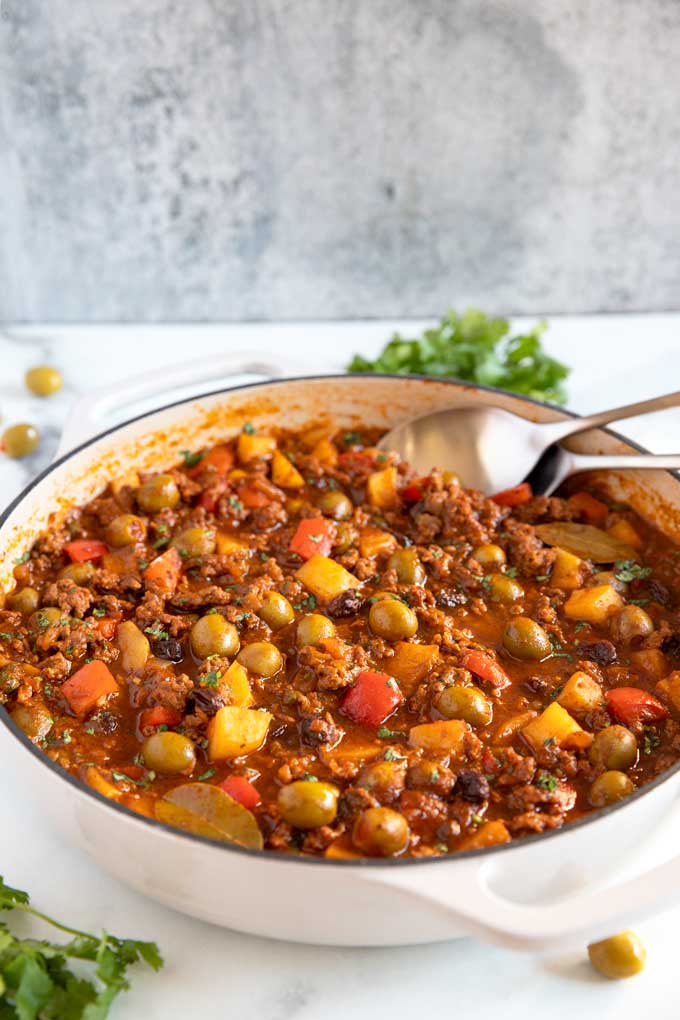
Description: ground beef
xmin=37 ymin=652 xmax=72 ymax=683
xmin=297 ymin=639 xmax=368 ymax=691
xmin=134 ymin=592 xmax=195 ymax=636
xmin=435 ymin=588 xmax=468 ymax=609
xmin=134 ymin=664 xmax=193 ymax=713
xmin=42 ymin=580 xmax=94 ymax=618
xmin=512 ymin=496 xmax=575 ymax=525
xmin=506 ymin=782 xmax=577 ymax=833
xmin=504 ymin=520 xmax=555 ymax=576
xmin=301 ymin=824 xmax=344 ymax=854
xmin=495 ymin=748 xmax=537 ymax=787
xmin=338 ymin=785 xmax=379 ymax=821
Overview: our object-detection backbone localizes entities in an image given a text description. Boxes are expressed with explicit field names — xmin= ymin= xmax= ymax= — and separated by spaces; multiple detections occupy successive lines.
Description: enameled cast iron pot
xmin=3 ymin=353 xmax=680 ymax=951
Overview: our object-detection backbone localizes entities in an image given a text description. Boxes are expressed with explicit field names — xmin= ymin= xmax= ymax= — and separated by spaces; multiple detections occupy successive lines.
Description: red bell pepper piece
xmin=606 ymin=687 xmax=668 ymax=728
xmin=188 ymin=445 xmax=234 ymax=478
xmin=220 ymin=775 xmax=261 ymax=810
xmin=143 ymin=546 xmax=183 ymax=595
xmin=337 ymin=450 xmax=375 ymax=472
xmin=235 ymin=482 xmax=271 ymax=509
xmin=402 ymin=477 xmax=430 ymax=505
xmin=139 ymin=705 xmax=183 ymax=734
xmin=461 ymin=649 xmax=511 ymax=690
xmin=289 ymin=517 xmax=337 ymax=560
xmin=64 ymin=539 xmax=108 ymax=562
xmin=61 ymin=660 xmax=118 ymax=715
xmin=198 ymin=491 xmax=217 ymax=513
xmin=491 ymin=483 xmax=533 ymax=508
xmin=568 ymin=491 xmax=609 ymax=525
xmin=341 ymin=670 xmax=403 ymax=727
xmin=95 ymin=617 xmax=118 ymax=640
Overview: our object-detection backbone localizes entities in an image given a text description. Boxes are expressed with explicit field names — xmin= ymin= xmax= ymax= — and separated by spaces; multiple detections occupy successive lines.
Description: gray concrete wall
xmin=1 ymin=0 xmax=678 ymax=322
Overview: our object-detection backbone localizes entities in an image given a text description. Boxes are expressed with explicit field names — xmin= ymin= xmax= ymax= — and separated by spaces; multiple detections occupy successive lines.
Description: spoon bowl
xmin=378 ymin=389 xmax=680 ymax=494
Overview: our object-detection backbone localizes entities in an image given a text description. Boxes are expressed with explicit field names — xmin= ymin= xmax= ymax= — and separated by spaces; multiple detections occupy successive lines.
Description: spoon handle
xmin=572 ymin=453 xmax=680 ymax=471
xmin=543 ymin=390 xmax=680 ymax=441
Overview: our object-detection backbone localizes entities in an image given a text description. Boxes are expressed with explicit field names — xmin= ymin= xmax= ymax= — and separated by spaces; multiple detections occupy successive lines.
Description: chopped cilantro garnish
xmin=343 ymin=431 xmax=361 ymax=446
xmin=242 ymin=422 xmax=256 ymax=435
xmin=384 ymin=748 xmax=407 ymax=761
xmin=92 ymin=606 xmax=106 ymax=617
xmin=13 ymin=551 xmax=30 ymax=565
xmin=181 ymin=449 xmax=204 ymax=467
xmin=229 ymin=496 xmax=244 ymax=512
xmin=201 ymin=670 xmax=222 ymax=688
xmin=377 ymin=725 xmax=405 ymax=739
xmin=198 ymin=768 xmax=216 ymax=781
xmin=535 ymin=771 xmax=558 ymax=791
xmin=303 ymin=773 xmax=319 ymax=782
xmin=614 ymin=560 xmax=652 ymax=583
xmin=144 ymin=622 xmax=170 ymax=641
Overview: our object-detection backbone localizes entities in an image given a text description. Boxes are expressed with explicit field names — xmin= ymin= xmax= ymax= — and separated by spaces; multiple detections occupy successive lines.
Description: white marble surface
xmin=3 ymin=315 xmax=680 ymax=1019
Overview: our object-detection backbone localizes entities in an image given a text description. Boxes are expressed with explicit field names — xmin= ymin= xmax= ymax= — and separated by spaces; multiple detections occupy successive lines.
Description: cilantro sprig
xmin=348 ymin=308 xmax=569 ymax=405
xmin=0 ymin=875 xmax=162 ymax=1018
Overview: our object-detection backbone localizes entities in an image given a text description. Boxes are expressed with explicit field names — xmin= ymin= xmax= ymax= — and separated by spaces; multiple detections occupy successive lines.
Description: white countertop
xmin=3 ymin=315 xmax=680 ymax=1019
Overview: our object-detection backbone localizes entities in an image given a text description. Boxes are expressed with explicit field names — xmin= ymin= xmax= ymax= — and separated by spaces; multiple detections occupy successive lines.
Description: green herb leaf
xmin=242 ymin=422 xmax=256 ymax=435
xmin=13 ymin=552 xmax=31 ymax=565
xmin=614 ymin=560 xmax=652 ymax=583
xmin=181 ymin=449 xmax=204 ymax=468
xmin=197 ymin=768 xmax=216 ymax=781
xmin=376 ymin=725 xmax=406 ymax=740
xmin=535 ymin=771 xmax=559 ymax=791
xmin=347 ymin=309 xmax=569 ymax=405
xmin=0 ymin=876 xmax=161 ymax=1018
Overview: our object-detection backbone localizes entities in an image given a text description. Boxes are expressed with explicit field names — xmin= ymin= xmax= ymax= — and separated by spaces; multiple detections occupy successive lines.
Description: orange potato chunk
xmin=564 ymin=585 xmax=624 ymax=624
xmin=295 ymin=554 xmax=360 ymax=602
xmin=522 ymin=701 xmax=593 ymax=751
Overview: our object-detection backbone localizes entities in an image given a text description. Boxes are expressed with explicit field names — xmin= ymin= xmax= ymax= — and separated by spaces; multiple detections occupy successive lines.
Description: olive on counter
xmin=587 ymin=931 xmax=646 ymax=979
xmin=2 ymin=423 xmax=40 ymax=459
xmin=25 ymin=365 xmax=63 ymax=397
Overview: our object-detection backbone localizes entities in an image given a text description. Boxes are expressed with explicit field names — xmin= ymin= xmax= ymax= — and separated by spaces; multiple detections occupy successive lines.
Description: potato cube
xmin=408 ymin=719 xmax=468 ymax=758
xmin=382 ymin=642 xmax=438 ymax=692
xmin=522 ymin=701 xmax=593 ymax=751
xmin=219 ymin=661 xmax=253 ymax=707
xmin=359 ymin=527 xmax=397 ymax=559
xmin=564 ymin=585 xmax=624 ymax=624
xmin=237 ymin=433 xmax=277 ymax=464
xmin=557 ymin=671 xmax=603 ymax=713
xmin=215 ymin=531 xmax=248 ymax=555
xmin=207 ymin=706 xmax=272 ymax=760
xmin=630 ymin=648 xmax=667 ymax=679
xmin=116 ymin=620 xmax=150 ymax=675
xmin=366 ymin=467 xmax=399 ymax=509
xmin=312 ymin=438 xmax=338 ymax=467
xmin=551 ymin=548 xmax=585 ymax=591
xmin=656 ymin=671 xmax=680 ymax=714
xmin=295 ymin=554 xmax=360 ymax=602
xmin=271 ymin=450 xmax=305 ymax=489
xmin=607 ymin=519 xmax=642 ymax=549
xmin=458 ymin=820 xmax=511 ymax=851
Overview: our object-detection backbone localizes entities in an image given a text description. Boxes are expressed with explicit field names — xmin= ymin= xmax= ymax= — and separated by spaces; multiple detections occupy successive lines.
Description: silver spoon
xmin=524 ymin=444 xmax=680 ymax=497
xmin=378 ymin=390 xmax=680 ymax=494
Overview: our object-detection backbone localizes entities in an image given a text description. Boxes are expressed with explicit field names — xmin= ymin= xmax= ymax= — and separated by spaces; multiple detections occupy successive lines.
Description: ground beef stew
xmin=3 ymin=423 xmax=680 ymax=859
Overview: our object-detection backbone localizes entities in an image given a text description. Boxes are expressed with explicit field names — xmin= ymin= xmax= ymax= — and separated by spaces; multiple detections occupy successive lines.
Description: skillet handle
xmin=56 ymin=350 xmax=311 ymax=458
xmin=363 ymin=852 xmax=680 ymax=952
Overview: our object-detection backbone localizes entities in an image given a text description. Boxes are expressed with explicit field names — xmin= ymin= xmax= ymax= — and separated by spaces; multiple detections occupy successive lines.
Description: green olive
xmin=368 ymin=599 xmax=418 ymax=641
xmin=589 ymin=726 xmax=638 ymax=770
xmin=333 ymin=522 xmax=358 ymax=554
xmin=277 ymin=780 xmax=339 ymax=828
xmin=107 ymin=514 xmax=147 ymax=547
xmin=142 ymin=731 xmax=196 ymax=774
xmin=11 ymin=703 xmax=53 ymax=741
xmin=28 ymin=607 xmax=63 ymax=631
xmin=352 ymin=807 xmax=410 ymax=857
xmin=2 ymin=423 xmax=40 ymax=459
xmin=136 ymin=474 xmax=180 ymax=513
xmin=6 ymin=587 xmax=40 ymax=615
xmin=190 ymin=614 xmax=240 ymax=659
xmin=610 ymin=605 xmax=654 ymax=644
xmin=472 ymin=544 xmax=506 ymax=568
xmin=502 ymin=617 xmax=551 ymax=660
xmin=589 ymin=770 xmax=635 ymax=807
xmin=387 ymin=548 xmax=426 ymax=585
xmin=435 ymin=685 xmax=493 ymax=727
xmin=588 ymin=931 xmax=646 ymax=979
xmin=25 ymin=365 xmax=63 ymax=397
xmin=406 ymin=760 xmax=447 ymax=789
xmin=591 ymin=570 xmax=628 ymax=595
xmin=258 ymin=591 xmax=295 ymax=630
xmin=357 ymin=760 xmax=406 ymax=801
xmin=237 ymin=640 xmax=283 ymax=677
xmin=171 ymin=527 xmax=216 ymax=558
xmin=317 ymin=490 xmax=353 ymax=520
xmin=487 ymin=573 xmax=524 ymax=604
xmin=58 ymin=561 xmax=95 ymax=584
xmin=296 ymin=613 xmax=336 ymax=647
